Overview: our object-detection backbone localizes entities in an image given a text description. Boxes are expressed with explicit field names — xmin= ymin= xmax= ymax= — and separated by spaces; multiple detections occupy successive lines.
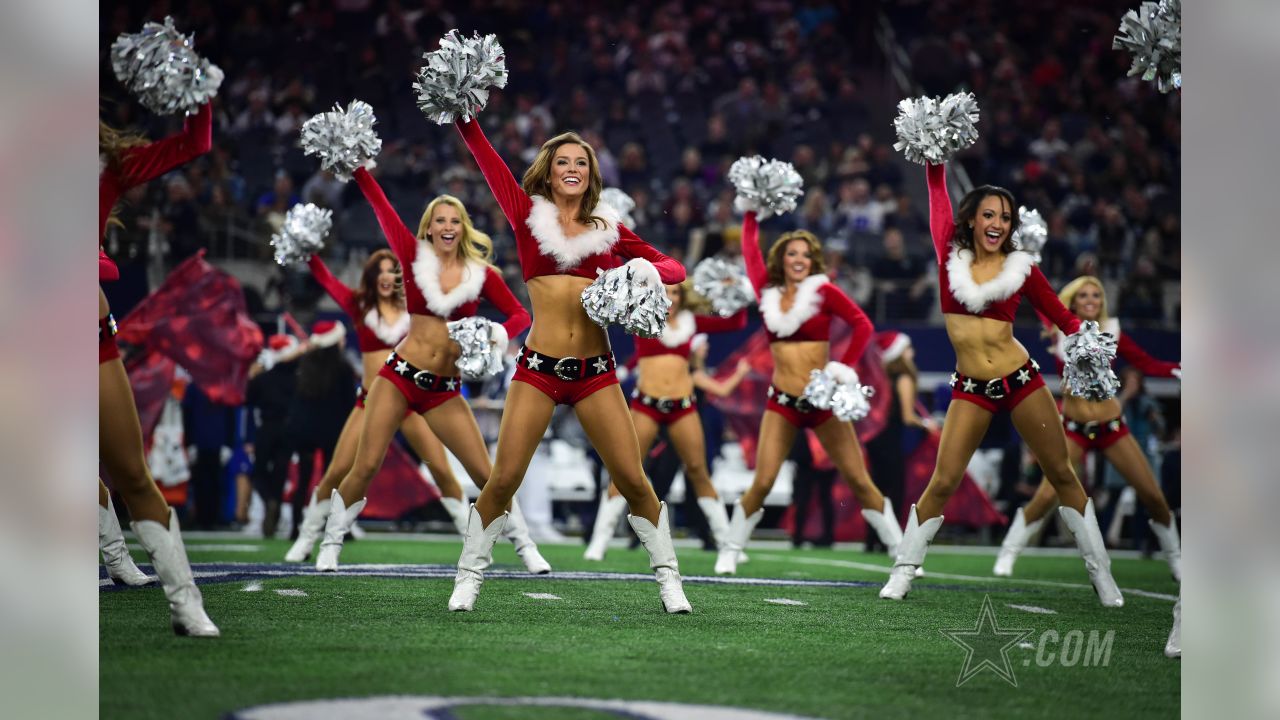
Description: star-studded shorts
xmin=630 ymin=390 xmax=699 ymax=425
xmin=948 ymin=359 xmax=1045 ymax=413
xmin=376 ymin=353 xmax=462 ymax=415
xmin=765 ymin=384 xmax=835 ymax=430
xmin=512 ymin=345 xmax=619 ymax=406
xmin=1063 ymin=415 xmax=1130 ymax=451
xmin=355 ymin=385 xmax=414 ymax=419
xmin=99 ymin=313 xmax=120 ymax=365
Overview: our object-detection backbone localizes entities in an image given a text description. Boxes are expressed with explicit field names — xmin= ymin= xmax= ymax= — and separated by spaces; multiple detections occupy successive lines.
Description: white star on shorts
xmin=962 ymin=378 xmax=976 ymax=393
xmin=950 ymin=372 xmax=959 ymax=386
xmin=1016 ymin=369 xmax=1030 ymax=384
xmin=446 ymin=379 xmax=457 ymax=390
xmin=593 ymin=357 xmax=609 ymax=373
xmin=395 ymin=360 xmax=409 ymax=375
xmin=526 ymin=355 xmax=543 ymax=370
xmin=1030 ymin=359 xmax=1040 ymax=371
xmin=777 ymin=393 xmax=790 ymax=406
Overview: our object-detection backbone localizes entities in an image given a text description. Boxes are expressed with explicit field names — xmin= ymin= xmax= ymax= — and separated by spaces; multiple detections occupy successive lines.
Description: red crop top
xmin=455 ymin=118 xmax=685 ymax=286
xmin=926 ymin=163 xmax=1080 ymax=334
xmin=741 ymin=211 xmax=874 ymax=365
xmin=353 ymin=167 xmax=530 ymax=339
xmin=99 ymin=103 xmax=213 ymax=281
xmin=307 ymin=255 xmax=409 ymax=353
xmin=632 ymin=309 xmax=747 ymax=361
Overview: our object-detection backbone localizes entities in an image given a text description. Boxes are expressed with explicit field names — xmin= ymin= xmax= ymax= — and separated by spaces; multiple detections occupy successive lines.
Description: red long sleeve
xmin=821 ymin=284 xmax=875 ymax=365
xmin=616 ymin=225 xmax=686 ymax=284
xmin=926 ymin=163 xmax=955 ymax=264
xmin=741 ymin=211 xmax=768 ymax=298
xmin=353 ymin=167 xmax=417 ymax=262
xmin=694 ymin=308 xmax=747 ymax=334
xmin=1117 ymin=333 xmax=1179 ymax=377
xmin=116 ymin=103 xmax=213 ymax=186
xmin=307 ymin=255 xmax=359 ymax=318
xmin=1024 ymin=268 xmax=1081 ymax=335
xmin=455 ymin=119 xmax=532 ymax=228
xmin=481 ymin=267 xmax=531 ymax=338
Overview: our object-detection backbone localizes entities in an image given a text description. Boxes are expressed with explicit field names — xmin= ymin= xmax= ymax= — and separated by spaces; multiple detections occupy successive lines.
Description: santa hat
xmin=309 ymin=320 xmax=346 ymax=348
xmin=267 ymin=334 xmax=296 ymax=352
xmin=875 ymin=331 xmax=911 ymax=363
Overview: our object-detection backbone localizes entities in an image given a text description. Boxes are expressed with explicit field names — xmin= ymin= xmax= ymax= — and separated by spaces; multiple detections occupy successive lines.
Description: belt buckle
xmin=412 ymin=370 xmax=435 ymax=390
xmin=1084 ymin=421 xmax=1101 ymax=439
xmin=553 ymin=357 xmax=580 ymax=382
xmin=656 ymin=398 xmax=675 ymax=413
xmin=984 ymin=378 xmax=1006 ymax=400
xmin=794 ymin=397 xmax=815 ymax=413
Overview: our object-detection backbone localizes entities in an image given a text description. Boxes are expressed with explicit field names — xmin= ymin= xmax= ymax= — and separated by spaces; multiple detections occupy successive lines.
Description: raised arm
xmin=1117 ymin=333 xmax=1180 ymax=378
xmin=480 ymin=267 xmax=532 ymax=339
xmin=615 ymin=225 xmax=686 ymax=284
xmin=926 ymin=163 xmax=955 ymax=264
xmin=306 ymin=255 xmax=359 ymax=318
xmin=1024 ymin=268 xmax=1081 ymax=336
xmin=694 ymin=308 xmax=748 ymax=334
xmin=455 ymin=118 xmax=532 ymax=227
xmin=353 ymin=167 xmax=417 ymax=262
xmin=821 ymin=284 xmax=876 ymax=366
xmin=116 ymin=103 xmax=214 ymax=187
xmin=740 ymin=211 xmax=768 ymax=298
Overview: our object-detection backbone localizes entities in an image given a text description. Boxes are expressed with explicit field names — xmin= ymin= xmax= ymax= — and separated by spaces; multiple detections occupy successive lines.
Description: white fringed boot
xmin=1148 ymin=517 xmax=1182 ymax=582
xmin=697 ymin=496 xmax=747 ymax=563
xmin=993 ymin=507 xmax=1045 ymax=577
xmin=99 ymin=496 xmax=151 ymax=586
xmin=284 ymin=490 xmax=330 ymax=563
xmin=1165 ymin=594 xmax=1181 ymax=658
xmin=583 ymin=495 xmax=628 ymax=562
xmin=315 ymin=490 xmax=366 ymax=572
xmin=627 ymin=502 xmax=692 ymax=614
xmin=880 ymin=505 xmax=943 ymax=600
xmin=1058 ymin=498 xmax=1124 ymax=607
xmin=131 ymin=508 xmax=219 ymax=637
xmin=714 ymin=500 xmax=762 ymax=575
xmin=439 ymin=496 xmax=469 ymax=535
xmin=861 ymin=497 xmax=905 ymax=559
xmin=448 ymin=505 xmax=508 ymax=612
xmin=504 ymin=499 xmax=552 ymax=574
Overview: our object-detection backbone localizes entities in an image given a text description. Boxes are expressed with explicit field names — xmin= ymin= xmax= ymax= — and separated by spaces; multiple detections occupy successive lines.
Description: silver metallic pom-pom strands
xmin=1063 ymin=320 xmax=1121 ymax=401
xmin=448 ymin=317 xmax=504 ymax=380
xmin=1012 ymin=206 xmax=1048 ymax=263
xmin=728 ymin=156 xmax=804 ymax=220
xmin=1114 ymin=0 xmax=1181 ymax=93
xmin=110 ymin=16 xmax=224 ymax=115
xmin=581 ymin=265 xmax=670 ymax=339
xmin=599 ymin=188 xmax=637 ymax=228
xmin=300 ymin=100 xmax=383 ymax=181
xmin=802 ymin=368 xmax=874 ymax=422
xmin=692 ymin=257 xmax=754 ymax=317
xmin=892 ymin=92 xmax=980 ymax=165
xmin=271 ymin=204 xmax=332 ymax=268
xmin=414 ymin=30 xmax=508 ymax=124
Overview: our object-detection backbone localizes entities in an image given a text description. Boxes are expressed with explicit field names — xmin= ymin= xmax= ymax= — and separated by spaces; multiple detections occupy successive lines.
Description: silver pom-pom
xmin=581 ymin=264 xmax=671 ymax=338
xmin=892 ymin=92 xmax=981 ymax=165
xmin=110 ymin=16 xmax=224 ymax=116
xmin=413 ymin=30 xmax=508 ymax=124
xmin=300 ymin=100 xmax=383 ymax=181
xmin=692 ymin=256 xmax=755 ymax=317
xmin=1062 ymin=320 xmax=1120 ymax=401
xmin=1012 ymin=206 xmax=1047 ymax=263
xmin=728 ymin=156 xmax=804 ymax=219
xmin=802 ymin=368 xmax=875 ymax=422
xmin=448 ymin=317 xmax=505 ymax=380
xmin=1114 ymin=0 xmax=1181 ymax=93
xmin=599 ymin=188 xmax=637 ymax=227
xmin=271 ymin=203 xmax=332 ymax=268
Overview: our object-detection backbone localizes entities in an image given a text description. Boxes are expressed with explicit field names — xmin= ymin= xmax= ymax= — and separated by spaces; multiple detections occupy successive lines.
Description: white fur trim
xmin=490 ymin=321 xmax=509 ymax=350
xmin=880 ymin=333 xmax=911 ymax=362
xmin=659 ymin=310 xmax=697 ymax=348
xmin=625 ymin=257 xmax=661 ymax=287
xmin=946 ymin=248 xmax=1036 ymax=314
xmin=411 ymin=245 xmax=488 ymax=318
xmin=309 ymin=323 xmax=346 ymax=348
xmin=363 ymin=308 xmax=410 ymax=346
xmin=824 ymin=361 xmax=859 ymax=386
xmin=759 ymin=275 xmax=829 ymax=338
xmin=525 ymin=195 xmax=620 ymax=271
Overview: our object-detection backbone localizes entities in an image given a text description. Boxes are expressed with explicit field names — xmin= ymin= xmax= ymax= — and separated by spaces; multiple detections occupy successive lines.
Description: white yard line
xmin=1007 ymin=603 xmax=1057 ymax=614
xmin=522 ymin=593 xmax=562 ymax=601
xmin=763 ymin=598 xmax=808 ymax=606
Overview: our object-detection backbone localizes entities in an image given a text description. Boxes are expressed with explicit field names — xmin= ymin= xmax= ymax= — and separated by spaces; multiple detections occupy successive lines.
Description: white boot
xmin=1148 ymin=517 xmax=1181 ymax=582
xmin=315 ymin=491 xmax=366 ymax=572
xmin=131 ymin=509 xmax=219 ymax=637
xmin=448 ymin=505 xmax=508 ymax=612
xmin=505 ymin=499 xmax=552 ymax=574
xmin=880 ymin=505 xmax=943 ymax=600
xmin=715 ymin=501 xmax=762 ymax=575
xmin=439 ymin=496 xmax=469 ymax=535
xmin=628 ymin=502 xmax=692 ymax=614
xmin=284 ymin=491 xmax=330 ymax=563
xmin=99 ymin=496 xmax=151 ymax=586
xmin=1165 ymin=594 xmax=1181 ymax=658
xmin=583 ymin=495 xmax=628 ymax=562
xmin=861 ymin=497 xmax=904 ymax=559
xmin=1058 ymin=499 xmax=1124 ymax=608
xmin=697 ymin=496 xmax=747 ymax=563
xmin=993 ymin=507 xmax=1046 ymax=577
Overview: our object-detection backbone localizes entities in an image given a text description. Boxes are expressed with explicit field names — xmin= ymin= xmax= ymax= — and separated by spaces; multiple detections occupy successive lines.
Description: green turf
xmin=101 ymin=538 xmax=1179 ymax=719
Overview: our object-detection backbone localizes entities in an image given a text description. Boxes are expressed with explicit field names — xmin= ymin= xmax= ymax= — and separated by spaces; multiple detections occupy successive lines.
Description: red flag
xmin=283 ymin=443 xmax=443 ymax=521
xmin=123 ymin=349 xmax=176 ymax=441
xmin=904 ymin=432 xmax=1006 ymax=528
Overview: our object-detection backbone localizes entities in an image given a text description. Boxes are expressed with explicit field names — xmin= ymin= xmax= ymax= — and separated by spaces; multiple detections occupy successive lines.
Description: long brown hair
xmin=521 ymin=131 xmax=609 ymax=229
xmin=356 ymin=249 xmax=404 ymax=316
xmin=99 ymin=120 xmax=149 ymax=229
xmin=764 ymin=230 xmax=827 ymax=288
xmin=951 ymin=185 xmax=1020 ymax=254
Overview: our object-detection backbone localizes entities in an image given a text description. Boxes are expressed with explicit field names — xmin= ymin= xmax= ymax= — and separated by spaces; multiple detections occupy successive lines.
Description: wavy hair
xmin=765 ymin=230 xmax=827 ymax=288
xmin=521 ymin=131 xmax=608 ymax=229
xmin=415 ymin=194 xmax=493 ymax=264
xmin=356 ymin=249 xmax=404 ymax=315
xmin=951 ymin=185 xmax=1020 ymax=254
xmin=1059 ymin=275 xmax=1109 ymax=323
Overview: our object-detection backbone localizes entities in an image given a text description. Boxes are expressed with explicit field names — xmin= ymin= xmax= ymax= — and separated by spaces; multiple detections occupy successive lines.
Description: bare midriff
xmin=394 ymin=315 xmax=462 ymax=376
xmin=523 ymin=275 xmax=611 ymax=358
xmin=945 ymin=313 xmax=1029 ymax=379
xmin=769 ymin=340 xmax=829 ymax=396
xmin=1062 ymin=392 xmax=1121 ymax=423
xmin=637 ymin=354 xmax=694 ymax=398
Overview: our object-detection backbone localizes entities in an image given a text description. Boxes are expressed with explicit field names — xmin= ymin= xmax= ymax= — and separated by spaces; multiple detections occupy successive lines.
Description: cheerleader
xmin=453 ymin=117 xmax=690 ymax=612
xmin=582 ymin=281 xmax=746 ymax=561
xmin=993 ymin=276 xmax=1181 ymax=580
xmin=879 ymin=163 xmax=1123 ymax=607
xmin=715 ymin=213 xmax=902 ymax=575
xmin=311 ymin=169 xmax=549 ymax=575
xmin=98 ymin=104 xmax=218 ymax=636
xmin=283 ymin=249 xmax=472 ymax=562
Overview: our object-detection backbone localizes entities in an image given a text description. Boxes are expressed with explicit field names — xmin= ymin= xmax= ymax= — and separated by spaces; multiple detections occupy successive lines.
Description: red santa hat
xmin=267 ymin=334 xmax=296 ymax=351
xmin=875 ymin=330 xmax=911 ymax=363
xmin=309 ymin=320 xmax=346 ymax=348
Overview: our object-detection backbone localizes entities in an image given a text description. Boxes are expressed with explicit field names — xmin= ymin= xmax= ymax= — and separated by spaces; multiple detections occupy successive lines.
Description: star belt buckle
xmin=553 ymin=357 xmax=580 ymax=382
xmin=656 ymin=398 xmax=675 ymax=413
xmin=983 ymin=378 xmax=1007 ymax=400
xmin=412 ymin=370 xmax=436 ymax=390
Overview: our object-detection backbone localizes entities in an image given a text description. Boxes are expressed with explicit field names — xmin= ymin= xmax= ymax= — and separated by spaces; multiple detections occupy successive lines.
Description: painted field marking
xmin=522 ymin=592 xmax=562 ymax=601
xmin=242 ymin=582 xmax=263 ymax=592
xmin=763 ymin=598 xmax=807 ymax=606
xmin=1007 ymin=603 xmax=1057 ymax=614
xmin=130 ymin=543 xmax=264 ymax=553
xmin=275 ymin=589 xmax=308 ymax=597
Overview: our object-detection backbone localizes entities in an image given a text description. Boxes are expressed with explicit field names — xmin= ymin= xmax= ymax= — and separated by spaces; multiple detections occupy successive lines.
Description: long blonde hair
xmin=416 ymin=194 xmax=493 ymax=264
xmin=521 ymin=131 xmax=608 ymax=229
xmin=1059 ymin=275 xmax=1109 ymax=323
xmin=765 ymin=230 xmax=827 ymax=288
